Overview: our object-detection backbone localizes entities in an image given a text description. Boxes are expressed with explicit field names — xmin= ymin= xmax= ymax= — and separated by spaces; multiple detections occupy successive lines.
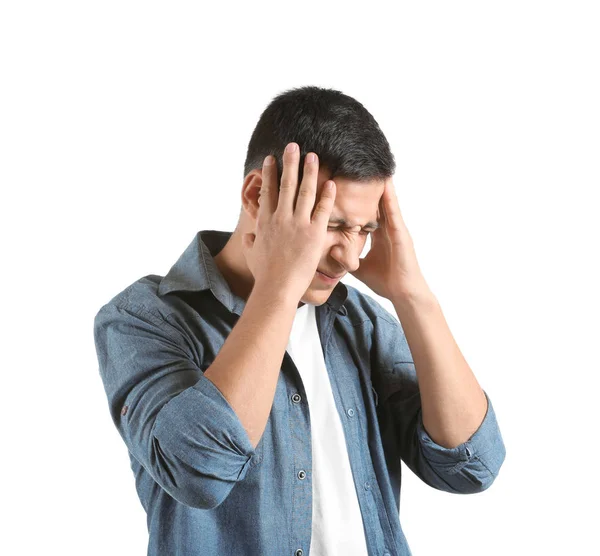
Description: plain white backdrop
xmin=2 ymin=1 xmax=598 ymax=554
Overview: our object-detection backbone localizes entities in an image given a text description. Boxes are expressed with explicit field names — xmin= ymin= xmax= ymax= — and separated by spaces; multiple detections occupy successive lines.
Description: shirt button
xmin=466 ymin=446 xmax=472 ymax=457
xmin=121 ymin=405 xmax=128 ymax=416
xmin=347 ymin=408 xmax=355 ymax=417
xmin=364 ymin=481 xmax=371 ymax=490
xmin=295 ymin=550 xmax=304 ymax=556
xmin=297 ymin=470 xmax=306 ymax=480
xmin=291 ymin=393 xmax=302 ymax=403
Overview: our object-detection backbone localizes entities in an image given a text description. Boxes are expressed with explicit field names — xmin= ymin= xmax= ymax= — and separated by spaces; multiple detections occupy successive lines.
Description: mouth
xmin=316 ymin=269 xmax=343 ymax=283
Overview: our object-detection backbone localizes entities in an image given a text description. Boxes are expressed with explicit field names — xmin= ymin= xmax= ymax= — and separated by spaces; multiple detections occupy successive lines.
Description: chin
xmin=300 ymin=286 xmax=332 ymax=307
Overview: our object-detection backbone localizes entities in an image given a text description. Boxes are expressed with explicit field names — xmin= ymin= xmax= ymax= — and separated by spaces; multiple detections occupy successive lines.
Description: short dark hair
xmin=243 ymin=85 xmax=396 ymax=187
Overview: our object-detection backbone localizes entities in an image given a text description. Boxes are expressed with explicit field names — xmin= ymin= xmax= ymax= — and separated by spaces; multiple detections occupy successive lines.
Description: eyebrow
xmin=328 ymin=217 xmax=380 ymax=230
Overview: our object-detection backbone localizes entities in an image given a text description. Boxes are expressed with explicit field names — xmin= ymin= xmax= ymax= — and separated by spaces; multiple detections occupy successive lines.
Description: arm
xmin=391 ymin=289 xmax=489 ymax=450
xmin=203 ymin=287 xmax=299 ymax=449
xmin=93 ymin=287 xmax=297 ymax=510
xmin=370 ymin=299 xmax=506 ymax=494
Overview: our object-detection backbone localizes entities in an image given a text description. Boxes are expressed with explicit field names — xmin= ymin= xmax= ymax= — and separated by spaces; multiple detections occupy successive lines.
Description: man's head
xmin=222 ymin=86 xmax=395 ymax=306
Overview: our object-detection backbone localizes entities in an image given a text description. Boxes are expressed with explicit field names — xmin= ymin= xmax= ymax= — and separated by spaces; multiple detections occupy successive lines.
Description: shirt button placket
xmin=291 ymin=393 xmax=306 ymax=556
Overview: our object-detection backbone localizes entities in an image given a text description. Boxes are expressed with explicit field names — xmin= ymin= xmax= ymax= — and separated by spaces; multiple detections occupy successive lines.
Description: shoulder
xmin=94 ymin=274 xmax=177 ymax=326
xmin=343 ymin=283 xmax=404 ymax=331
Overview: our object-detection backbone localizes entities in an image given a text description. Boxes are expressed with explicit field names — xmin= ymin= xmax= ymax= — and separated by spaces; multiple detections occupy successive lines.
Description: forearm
xmin=392 ymin=287 xmax=488 ymax=449
xmin=204 ymin=286 xmax=298 ymax=449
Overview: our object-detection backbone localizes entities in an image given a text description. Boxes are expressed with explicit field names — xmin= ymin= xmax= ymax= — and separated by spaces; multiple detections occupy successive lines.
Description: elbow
xmin=149 ymin=435 xmax=258 ymax=510
xmin=418 ymin=438 xmax=507 ymax=495
xmin=450 ymin=465 xmax=498 ymax=494
xmin=138 ymin=376 xmax=262 ymax=509
xmin=452 ymin=441 xmax=507 ymax=495
xmin=167 ymin=482 xmax=230 ymax=511
xmin=164 ymin=473 xmax=233 ymax=510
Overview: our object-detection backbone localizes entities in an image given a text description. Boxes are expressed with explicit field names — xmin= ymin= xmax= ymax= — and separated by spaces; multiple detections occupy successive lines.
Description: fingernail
xmin=286 ymin=143 xmax=297 ymax=153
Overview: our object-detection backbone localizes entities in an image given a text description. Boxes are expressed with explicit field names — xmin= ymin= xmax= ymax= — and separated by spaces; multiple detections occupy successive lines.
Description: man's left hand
xmin=349 ymin=177 xmax=430 ymax=301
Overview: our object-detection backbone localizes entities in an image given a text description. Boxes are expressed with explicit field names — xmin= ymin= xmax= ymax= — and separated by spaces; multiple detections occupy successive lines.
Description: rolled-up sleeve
xmin=371 ymin=312 xmax=506 ymax=495
xmin=412 ymin=387 xmax=506 ymax=493
xmin=93 ymin=302 xmax=259 ymax=510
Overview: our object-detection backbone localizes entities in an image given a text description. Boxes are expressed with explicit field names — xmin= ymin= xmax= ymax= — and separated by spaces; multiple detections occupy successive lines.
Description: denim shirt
xmin=93 ymin=230 xmax=506 ymax=556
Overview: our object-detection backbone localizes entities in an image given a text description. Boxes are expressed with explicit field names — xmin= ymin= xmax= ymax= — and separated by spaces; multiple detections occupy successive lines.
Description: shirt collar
xmin=158 ymin=230 xmax=349 ymax=315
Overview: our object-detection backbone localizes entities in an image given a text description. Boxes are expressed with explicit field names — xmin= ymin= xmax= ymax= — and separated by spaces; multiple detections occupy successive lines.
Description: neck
xmin=213 ymin=228 xmax=255 ymax=302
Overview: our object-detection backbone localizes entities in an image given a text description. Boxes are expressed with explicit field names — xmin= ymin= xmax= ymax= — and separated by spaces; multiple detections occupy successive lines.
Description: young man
xmin=94 ymin=86 xmax=506 ymax=556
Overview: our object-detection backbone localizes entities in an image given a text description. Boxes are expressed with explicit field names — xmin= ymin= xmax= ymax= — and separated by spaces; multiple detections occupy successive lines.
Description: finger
xmin=276 ymin=142 xmax=301 ymax=215
xmin=294 ymin=152 xmax=319 ymax=220
xmin=258 ymin=154 xmax=277 ymax=218
xmin=378 ymin=193 xmax=388 ymax=227
xmin=382 ymin=178 xmax=404 ymax=231
xmin=311 ymin=180 xmax=336 ymax=226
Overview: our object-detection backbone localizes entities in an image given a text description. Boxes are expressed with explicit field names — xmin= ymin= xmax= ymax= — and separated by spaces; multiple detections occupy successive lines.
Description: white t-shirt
xmin=286 ymin=302 xmax=370 ymax=556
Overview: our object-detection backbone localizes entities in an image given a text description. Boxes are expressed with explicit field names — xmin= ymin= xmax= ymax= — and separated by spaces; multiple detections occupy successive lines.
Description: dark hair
xmin=243 ymin=85 xmax=396 ymax=187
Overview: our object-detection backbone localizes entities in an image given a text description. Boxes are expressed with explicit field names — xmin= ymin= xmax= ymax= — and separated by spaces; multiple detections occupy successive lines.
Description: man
xmin=93 ymin=85 xmax=506 ymax=556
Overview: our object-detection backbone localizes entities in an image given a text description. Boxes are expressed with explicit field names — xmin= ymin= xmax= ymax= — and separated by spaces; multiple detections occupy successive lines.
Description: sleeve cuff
xmin=415 ymin=390 xmax=505 ymax=477
xmin=152 ymin=373 xmax=259 ymax=482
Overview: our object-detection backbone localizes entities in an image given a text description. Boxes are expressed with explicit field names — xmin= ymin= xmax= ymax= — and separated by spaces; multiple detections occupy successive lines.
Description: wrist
xmin=390 ymin=283 xmax=438 ymax=310
xmin=250 ymin=282 xmax=300 ymax=308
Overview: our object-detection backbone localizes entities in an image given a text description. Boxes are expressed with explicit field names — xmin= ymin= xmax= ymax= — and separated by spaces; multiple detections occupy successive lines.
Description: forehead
xmin=326 ymin=174 xmax=385 ymax=227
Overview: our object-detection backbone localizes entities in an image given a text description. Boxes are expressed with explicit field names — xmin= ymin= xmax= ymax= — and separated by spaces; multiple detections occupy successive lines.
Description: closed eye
xmin=328 ymin=226 xmax=372 ymax=236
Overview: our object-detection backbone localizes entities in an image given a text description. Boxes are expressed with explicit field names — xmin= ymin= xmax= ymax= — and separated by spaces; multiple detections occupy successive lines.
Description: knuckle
xmin=273 ymin=212 xmax=286 ymax=226
xmin=296 ymin=187 xmax=313 ymax=199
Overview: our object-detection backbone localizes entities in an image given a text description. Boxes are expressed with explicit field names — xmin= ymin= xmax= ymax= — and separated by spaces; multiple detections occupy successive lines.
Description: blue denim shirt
xmin=93 ymin=230 xmax=506 ymax=556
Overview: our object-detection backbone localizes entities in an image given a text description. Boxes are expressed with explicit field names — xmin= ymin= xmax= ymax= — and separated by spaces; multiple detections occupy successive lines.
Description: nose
xmin=328 ymin=234 xmax=363 ymax=274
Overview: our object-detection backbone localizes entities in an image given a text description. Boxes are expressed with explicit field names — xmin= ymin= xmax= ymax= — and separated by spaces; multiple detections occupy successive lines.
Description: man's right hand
xmin=241 ymin=142 xmax=337 ymax=302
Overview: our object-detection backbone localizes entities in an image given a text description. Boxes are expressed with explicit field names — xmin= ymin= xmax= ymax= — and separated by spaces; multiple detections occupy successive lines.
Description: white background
xmin=2 ymin=1 xmax=598 ymax=554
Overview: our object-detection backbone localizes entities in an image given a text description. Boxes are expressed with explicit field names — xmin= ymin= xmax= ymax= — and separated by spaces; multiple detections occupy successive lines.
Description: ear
xmin=240 ymin=170 xmax=263 ymax=221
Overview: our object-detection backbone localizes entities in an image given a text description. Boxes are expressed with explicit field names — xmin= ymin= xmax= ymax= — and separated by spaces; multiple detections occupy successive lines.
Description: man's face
xmin=299 ymin=166 xmax=385 ymax=307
